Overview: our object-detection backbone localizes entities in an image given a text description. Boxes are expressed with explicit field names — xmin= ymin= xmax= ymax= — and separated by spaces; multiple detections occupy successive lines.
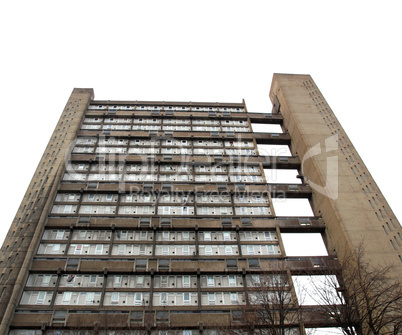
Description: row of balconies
xmin=22 ymin=291 xmax=288 ymax=308
xmin=10 ymin=307 xmax=335 ymax=334
xmin=84 ymin=118 xmax=249 ymax=126
xmin=81 ymin=125 xmax=250 ymax=132
xmin=75 ymin=130 xmax=289 ymax=144
xmin=66 ymin=164 xmax=261 ymax=174
xmin=37 ymin=243 xmax=281 ymax=257
xmin=76 ymin=138 xmax=255 ymax=147
xmin=62 ymin=173 xmax=264 ymax=183
xmin=73 ymin=147 xmax=258 ymax=156
xmin=87 ymin=105 xmax=246 ymax=112
xmin=50 ymin=205 xmax=271 ymax=216
xmin=77 ymin=130 xmax=289 ymax=144
xmin=56 ymin=183 xmax=309 ymax=199
xmin=25 ymin=273 xmax=277 ymax=289
xmin=26 ymin=274 xmax=248 ymax=289
xmin=83 ymin=109 xmax=282 ymax=123
xmin=20 ymin=291 xmax=258 ymax=307
xmin=45 ymin=216 xmax=321 ymax=232
xmin=30 ymin=256 xmax=338 ymax=274
xmin=69 ymin=153 xmax=299 ymax=170
xmin=41 ymin=230 xmax=277 ymax=242
xmin=54 ymin=192 xmax=269 ymax=204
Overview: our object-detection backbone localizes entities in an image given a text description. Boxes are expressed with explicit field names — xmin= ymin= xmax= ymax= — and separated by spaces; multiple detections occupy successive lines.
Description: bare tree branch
xmin=304 ymin=245 xmax=401 ymax=335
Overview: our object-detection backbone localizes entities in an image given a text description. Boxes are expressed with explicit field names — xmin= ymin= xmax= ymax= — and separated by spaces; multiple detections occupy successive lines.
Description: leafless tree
xmin=304 ymin=246 xmax=402 ymax=335
xmin=219 ymin=273 xmax=301 ymax=335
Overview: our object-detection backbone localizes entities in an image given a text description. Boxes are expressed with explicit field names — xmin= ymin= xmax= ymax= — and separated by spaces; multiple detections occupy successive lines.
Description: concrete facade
xmin=270 ymin=74 xmax=402 ymax=270
xmin=0 ymin=76 xmax=399 ymax=334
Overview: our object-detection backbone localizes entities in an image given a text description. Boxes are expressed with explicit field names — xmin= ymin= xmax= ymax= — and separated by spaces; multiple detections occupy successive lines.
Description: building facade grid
xmin=1 ymin=75 xmax=401 ymax=335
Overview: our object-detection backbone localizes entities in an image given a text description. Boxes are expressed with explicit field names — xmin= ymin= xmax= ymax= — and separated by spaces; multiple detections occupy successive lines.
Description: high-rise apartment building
xmin=0 ymin=74 xmax=400 ymax=335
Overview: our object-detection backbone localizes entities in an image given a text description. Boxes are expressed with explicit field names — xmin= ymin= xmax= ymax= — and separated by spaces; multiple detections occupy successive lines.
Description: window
xmin=183 ymin=245 xmax=190 ymax=255
xmin=95 ymin=244 xmax=103 ymax=255
xmin=226 ymin=259 xmax=237 ymax=269
xmin=62 ymin=292 xmax=71 ymax=304
xmin=182 ymin=231 xmax=190 ymax=240
xmin=207 ymin=276 xmax=214 ymax=287
xmin=131 ymin=311 xmax=143 ymax=323
xmin=56 ymin=230 xmax=64 ymax=240
xmin=229 ymin=276 xmax=236 ymax=287
xmin=183 ymin=276 xmax=190 ymax=288
xmin=134 ymin=293 xmax=143 ymax=306
xmin=136 ymin=276 xmax=144 ymax=287
xmin=64 ymin=205 xmax=72 ymax=214
xmin=136 ymin=259 xmax=147 ymax=271
xmin=111 ymin=292 xmax=119 ymax=304
xmin=160 ymin=292 xmax=167 ymax=305
xmin=205 ymin=245 xmax=212 ymax=255
xmin=161 ymin=276 xmax=168 ymax=288
xmin=120 ymin=231 xmax=128 ymax=240
xmin=118 ymin=244 xmax=126 ymax=255
xmin=249 ymin=259 xmax=260 ymax=268
xmin=52 ymin=244 xmax=61 ymax=254
xmin=74 ymin=244 xmax=83 ymax=255
xmin=230 ymin=293 xmax=238 ymax=304
xmin=89 ymin=275 xmax=97 ymax=286
xmin=208 ymin=293 xmax=215 ymax=305
xmin=37 ymin=292 xmax=47 ymax=304
xmin=162 ymin=246 xmax=169 ymax=255
xmin=159 ymin=259 xmax=170 ymax=271
xmin=247 ymin=245 xmax=255 ymax=255
xmin=86 ymin=292 xmax=95 ymax=305
xmin=223 ymin=232 xmax=231 ymax=241
xmin=225 ymin=246 xmax=233 ymax=255
xmin=183 ymin=292 xmax=190 ymax=305
xmin=251 ymin=275 xmax=261 ymax=284
xmin=42 ymin=275 xmax=51 ymax=286
xmin=114 ymin=276 xmax=122 ymax=287
xmin=204 ymin=232 xmax=211 ymax=241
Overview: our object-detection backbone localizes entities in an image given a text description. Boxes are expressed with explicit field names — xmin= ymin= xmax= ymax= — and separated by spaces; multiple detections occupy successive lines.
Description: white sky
xmin=282 ymin=233 xmax=328 ymax=257
xmin=0 ymin=1 xmax=401 ymax=247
